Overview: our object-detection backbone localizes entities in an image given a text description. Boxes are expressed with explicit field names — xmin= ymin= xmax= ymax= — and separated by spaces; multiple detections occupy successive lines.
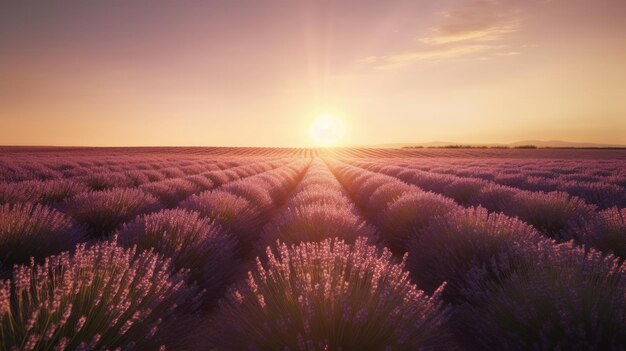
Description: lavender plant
xmin=118 ymin=209 xmax=237 ymax=301
xmin=568 ymin=207 xmax=626 ymax=258
xmin=0 ymin=241 xmax=202 ymax=350
xmin=221 ymin=181 xmax=273 ymax=212
xmin=459 ymin=241 xmax=626 ymax=350
xmin=377 ymin=191 xmax=458 ymax=253
xmin=469 ymin=183 xmax=518 ymax=213
xmin=508 ymin=191 xmax=597 ymax=240
xmin=205 ymin=238 xmax=451 ymax=350
xmin=407 ymin=207 xmax=545 ymax=301
xmin=64 ymin=188 xmax=161 ymax=237
xmin=182 ymin=190 xmax=264 ymax=255
xmin=140 ymin=179 xmax=200 ymax=207
xmin=365 ymin=182 xmax=413 ymax=216
xmin=0 ymin=203 xmax=84 ymax=268
xmin=0 ymin=180 xmax=89 ymax=206
xmin=260 ymin=203 xmax=377 ymax=247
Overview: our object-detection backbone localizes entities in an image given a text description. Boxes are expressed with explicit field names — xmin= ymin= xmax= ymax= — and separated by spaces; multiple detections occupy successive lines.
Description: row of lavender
xmin=389 ymin=157 xmax=626 ymax=208
xmin=205 ymin=160 xmax=450 ymax=350
xmin=193 ymin=158 xmax=624 ymax=350
xmin=1 ymin=153 xmax=625 ymax=350
xmin=0 ymin=156 xmax=311 ymax=350
xmin=0 ymin=154 xmax=222 ymax=182
xmin=0 ymin=146 xmax=319 ymax=183
xmin=0 ymin=156 xmax=302 ymax=269
xmin=327 ymin=159 xmax=625 ymax=350
xmin=346 ymin=159 xmax=626 ymax=259
xmin=0 ymin=155 xmax=289 ymax=203
xmin=1 ymin=158 xmax=452 ymax=350
xmin=409 ymin=158 xmax=626 ymax=184
xmin=0 ymin=159 xmax=310 ymax=214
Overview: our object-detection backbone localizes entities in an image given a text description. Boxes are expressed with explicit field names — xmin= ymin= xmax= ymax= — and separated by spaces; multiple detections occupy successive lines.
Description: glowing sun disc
xmin=310 ymin=115 xmax=345 ymax=146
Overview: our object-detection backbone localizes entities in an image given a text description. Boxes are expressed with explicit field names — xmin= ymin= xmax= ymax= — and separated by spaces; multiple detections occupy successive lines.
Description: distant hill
xmin=508 ymin=140 xmax=626 ymax=148
xmin=371 ymin=140 xmax=626 ymax=149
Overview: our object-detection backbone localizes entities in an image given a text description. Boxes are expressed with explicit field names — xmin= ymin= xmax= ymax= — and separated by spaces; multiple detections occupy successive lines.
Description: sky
xmin=1 ymin=0 xmax=625 ymax=147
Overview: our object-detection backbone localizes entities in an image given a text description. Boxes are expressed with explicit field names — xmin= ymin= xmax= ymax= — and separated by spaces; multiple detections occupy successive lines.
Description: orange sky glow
xmin=1 ymin=0 xmax=625 ymax=147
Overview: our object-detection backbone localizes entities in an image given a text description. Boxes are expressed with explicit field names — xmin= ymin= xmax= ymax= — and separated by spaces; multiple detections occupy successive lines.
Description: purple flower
xmin=0 ymin=180 xmax=89 ymax=206
xmin=140 ymin=178 xmax=201 ymax=207
xmin=377 ymin=191 xmax=459 ymax=253
xmin=0 ymin=203 xmax=85 ymax=267
xmin=507 ymin=190 xmax=597 ymax=240
xmin=260 ymin=203 xmax=378 ymax=247
xmin=221 ymin=181 xmax=274 ymax=212
xmin=182 ymin=190 xmax=264 ymax=255
xmin=63 ymin=188 xmax=161 ymax=237
xmin=459 ymin=241 xmax=626 ymax=350
xmin=205 ymin=238 xmax=451 ymax=350
xmin=365 ymin=182 xmax=414 ymax=216
xmin=567 ymin=207 xmax=626 ymax=258
xmin=0 ymin=240 xmax=202 ymax=350
xmin=117 ymin=208 xmax=237 ymax=302
xmin=442 ymin=177 xmax=487 ymax=204
xmin=407 ymin=207 xmax=545 ymax=301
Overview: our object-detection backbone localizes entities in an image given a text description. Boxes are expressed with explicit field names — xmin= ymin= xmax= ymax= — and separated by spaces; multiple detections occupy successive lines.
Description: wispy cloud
xmin=363 ymin=0 xmax=523 ymax=68
xmin=421 ymin=0 xmax=520 ymax=44
xmin=420 ymin=22 xmax=519 ymax=45
xmin=361 ymin=44 xmax=493 ymax=69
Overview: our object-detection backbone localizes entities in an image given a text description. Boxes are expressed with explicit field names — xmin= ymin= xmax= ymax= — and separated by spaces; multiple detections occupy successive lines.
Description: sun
xmin=310 ymin=114 xmax=345 ymax=147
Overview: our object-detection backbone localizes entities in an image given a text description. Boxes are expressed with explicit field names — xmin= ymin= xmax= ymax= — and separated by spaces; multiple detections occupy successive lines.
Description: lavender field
xmin=0 ymin=147 xmax=625 ymax=350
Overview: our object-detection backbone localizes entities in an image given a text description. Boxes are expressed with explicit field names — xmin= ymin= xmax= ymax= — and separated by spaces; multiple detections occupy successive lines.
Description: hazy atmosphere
xmin=1 ymin=0 xmax=625 ymax=146
xmin=1 ymin=2 xmax=625 ymax=350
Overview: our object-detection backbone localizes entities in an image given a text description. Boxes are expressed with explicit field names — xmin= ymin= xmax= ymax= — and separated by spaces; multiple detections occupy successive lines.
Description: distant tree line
xmin=403 ymin=145 xmax=626 ymax=149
